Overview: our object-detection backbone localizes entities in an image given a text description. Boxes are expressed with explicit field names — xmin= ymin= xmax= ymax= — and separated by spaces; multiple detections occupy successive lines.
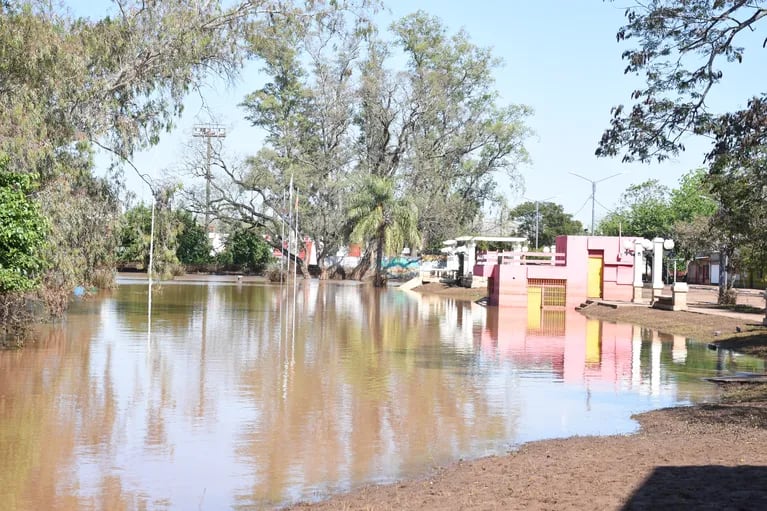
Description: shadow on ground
xmin=622 ymin=465 xmax=767 ymax=510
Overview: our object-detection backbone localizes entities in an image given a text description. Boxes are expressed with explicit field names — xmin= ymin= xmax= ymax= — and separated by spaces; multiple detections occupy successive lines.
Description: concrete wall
xmin=490 ymin=235 xmax=639 ymax=307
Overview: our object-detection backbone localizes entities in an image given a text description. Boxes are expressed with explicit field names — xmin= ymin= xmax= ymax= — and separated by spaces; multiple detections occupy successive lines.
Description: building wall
xmin=490 ymin=235 xmax=639 ymax=307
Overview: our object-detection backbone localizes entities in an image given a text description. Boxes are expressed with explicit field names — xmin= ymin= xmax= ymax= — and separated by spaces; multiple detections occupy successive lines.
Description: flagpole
xmin=291 ymin=188 xmax=298 ymax=364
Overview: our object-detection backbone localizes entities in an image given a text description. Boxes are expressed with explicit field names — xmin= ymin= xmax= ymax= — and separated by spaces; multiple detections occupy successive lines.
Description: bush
xmin=176 ymin=211 xmax=212 ymax=265
xmin=219 ymin=228 xmax=274 ymax=273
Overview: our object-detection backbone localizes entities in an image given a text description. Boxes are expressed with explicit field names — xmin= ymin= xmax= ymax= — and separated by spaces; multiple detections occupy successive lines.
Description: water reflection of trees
xmin=234 ymin=282 xmax=517 ymax=506
xmin=0 ymin=318 xmax=147 ymax=510
xmin=6 ymin=282 xmax=748 ymax=509
xmin=0 ymin=282 xmax=513 ymax=509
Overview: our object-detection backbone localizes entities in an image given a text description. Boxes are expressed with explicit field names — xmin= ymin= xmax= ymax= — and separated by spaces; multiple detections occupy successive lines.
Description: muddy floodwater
xmin=1 ymin=280 xmax=763 ymax=510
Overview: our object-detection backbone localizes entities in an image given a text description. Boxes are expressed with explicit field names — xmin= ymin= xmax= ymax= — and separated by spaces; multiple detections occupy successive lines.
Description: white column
xmin=467 ymin=241 xmax=476 ymax=274
xmin=633 ymin=241 xmax=644 ymax=286
xmin=632 ymin=239 xmax=645 ymax=303
xmin=652 ymin=237 xmax=665 ymax=300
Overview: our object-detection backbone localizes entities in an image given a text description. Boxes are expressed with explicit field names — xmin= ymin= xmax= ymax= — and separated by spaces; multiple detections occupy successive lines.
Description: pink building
xmin=485 ymin=235 xmax=640 ymax=308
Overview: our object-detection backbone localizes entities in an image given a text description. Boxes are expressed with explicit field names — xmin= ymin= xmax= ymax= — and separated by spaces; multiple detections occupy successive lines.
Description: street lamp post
xmin=569 ymin=172 xmax=624 ymax=234
xmin=523 ymin=195 xmax=556 ymax=250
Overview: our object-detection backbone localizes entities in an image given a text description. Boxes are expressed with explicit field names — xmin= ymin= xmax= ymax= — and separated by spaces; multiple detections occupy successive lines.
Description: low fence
xmin=476 ymin=251 xmax=566 ymax=266
xmin=420 ymin=268 xmax=457 ymax=282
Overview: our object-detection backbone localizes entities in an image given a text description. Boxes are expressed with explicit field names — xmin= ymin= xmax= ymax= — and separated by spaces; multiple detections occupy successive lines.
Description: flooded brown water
xmin=0 ymin=280 xmax=763 ymax=510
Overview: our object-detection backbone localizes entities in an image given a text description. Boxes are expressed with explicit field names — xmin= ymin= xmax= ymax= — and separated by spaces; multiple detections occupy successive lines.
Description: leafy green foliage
xmin=36 ymin=171 xmax=121 ymax=314
xmin=117 ymin=198 xmax=181 ymax=278
xmin=508 ymin=201 xmax=583 ymax=248
xmin=0 ymin=158 xmax=47 ymax=292
xmin=346 ymin=175 xmax=420 ymax=286
xmin=176 ymin=211 xmax=212 ymax=266
xmin=117 ymin=204 xmax=153 ymax=269
xmin=599 ymin=180 xmax=673 ymax=239
xmin=600 ymin=170 xmax=718 ymax=242
xmin=218 ymin=228 xmax=273 ymax=273
xmin=669 ymin=169 xmax=718 ymax=223
xmin=598 ymin=1 xmax=767 ymax=164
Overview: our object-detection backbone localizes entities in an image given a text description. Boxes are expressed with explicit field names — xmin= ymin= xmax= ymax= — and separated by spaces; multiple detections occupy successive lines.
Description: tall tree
xmin=202 ymin=10 xmax=531 ymax=278
xmin=597 ymin=1 xmax=767 ymax=301
xmin=346 ymin=175 xmax=420 ymax=287
xmin=384 ymin=12 xmax=532 ymax=248
xmin=182 ymin=7 xmax=370 ymax=278
xmin=508 ymin=201 xmax=583 ymax=248
xmin=597 ymin=1 xmax=767 ymax=165
xmin=1 ymin=0 xmax=358 ymax=334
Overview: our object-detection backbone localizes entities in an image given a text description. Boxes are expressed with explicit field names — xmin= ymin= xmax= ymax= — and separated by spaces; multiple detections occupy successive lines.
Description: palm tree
xmin=346 ymin=175 xmax=421 ymax=287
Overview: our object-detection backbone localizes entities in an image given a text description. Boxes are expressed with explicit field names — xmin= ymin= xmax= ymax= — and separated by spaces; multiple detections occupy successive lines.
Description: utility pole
xmin=193 ymin=124 xmax=226 ymax=229
xmin=523 ymin=195 xmax=556 ymax=250
xmin=569 ymin=172 xmax=623 ymax=235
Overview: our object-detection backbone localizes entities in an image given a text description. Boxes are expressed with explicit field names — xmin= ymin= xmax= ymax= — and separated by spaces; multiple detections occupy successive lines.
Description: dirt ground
xmin=288 ymin=284 xmax=767 ymax=510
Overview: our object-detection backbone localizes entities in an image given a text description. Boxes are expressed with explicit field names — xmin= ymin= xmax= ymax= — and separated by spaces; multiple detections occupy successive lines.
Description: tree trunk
xmin=349 ymin=249 xmax=372 ymax=281
xmin=717 ymin=247 xmax=736 ymax=305
xmin=374 ymin=234 xmax=385 ymax=287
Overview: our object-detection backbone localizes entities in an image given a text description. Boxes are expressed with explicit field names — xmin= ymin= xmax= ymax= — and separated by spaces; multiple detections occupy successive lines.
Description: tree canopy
xmin=186 ymin=9 xmax=531 ymax=276
xmin=598 ymin=1 xmax=767 ymax=299
xmin=597 ymin=1 xmax=767 ymax=165
xmin=508 ymin=201 xmax=583 ymax=249
xmin=599 ymin=169 xmax=717 ymax=243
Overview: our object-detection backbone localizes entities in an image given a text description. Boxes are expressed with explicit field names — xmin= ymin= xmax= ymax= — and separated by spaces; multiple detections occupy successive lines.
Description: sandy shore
xmin=288 ymin=283 xmax=767 ymax=510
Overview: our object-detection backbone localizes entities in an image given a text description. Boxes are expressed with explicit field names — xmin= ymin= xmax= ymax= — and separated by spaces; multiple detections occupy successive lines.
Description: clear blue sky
xmin=72 ymin=0 xmax=754 ymax=229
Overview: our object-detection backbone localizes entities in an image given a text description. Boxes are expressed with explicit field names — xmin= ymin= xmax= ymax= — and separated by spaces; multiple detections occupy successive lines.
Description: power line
xmin=569 ymin=171 xmax=624 ymax=234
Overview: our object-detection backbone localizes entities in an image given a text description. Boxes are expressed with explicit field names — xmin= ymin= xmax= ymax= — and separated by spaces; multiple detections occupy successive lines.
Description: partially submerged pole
xmin=147 ymin=199 xmax=156 ymax=345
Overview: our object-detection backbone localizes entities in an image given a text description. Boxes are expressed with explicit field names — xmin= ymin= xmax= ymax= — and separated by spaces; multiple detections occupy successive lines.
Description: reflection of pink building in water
xmin=478 ymin=306 xmax=691 ymax=393
xmin=480 ymin=236 xmax=640 ymax=308
xmin=481 ymin=308 xmax=635 ymax=385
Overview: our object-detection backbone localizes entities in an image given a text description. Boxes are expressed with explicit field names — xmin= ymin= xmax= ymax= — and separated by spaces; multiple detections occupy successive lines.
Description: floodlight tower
xmin=193 ymin=124 xmax=226 ymax=229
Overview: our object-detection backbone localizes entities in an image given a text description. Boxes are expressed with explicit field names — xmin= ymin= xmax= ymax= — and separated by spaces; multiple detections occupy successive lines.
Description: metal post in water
xmin=291 ymin=189 xmax=299 ymax=366
xmin=147 ymin=199 xmax=156 ymax=345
